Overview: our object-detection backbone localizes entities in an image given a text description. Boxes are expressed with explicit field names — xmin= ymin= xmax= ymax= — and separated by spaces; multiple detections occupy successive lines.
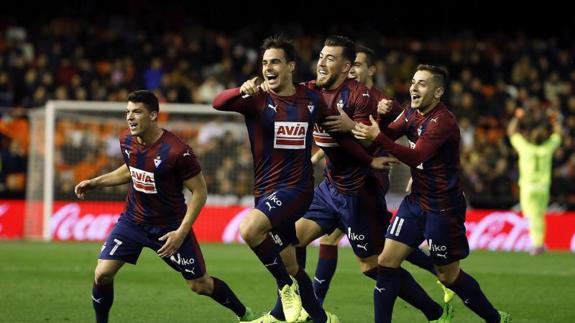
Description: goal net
xmin=25 ymin=100 xmax=252 ymax=240
xmin=25 ymin=100 xmax=410 ymax=241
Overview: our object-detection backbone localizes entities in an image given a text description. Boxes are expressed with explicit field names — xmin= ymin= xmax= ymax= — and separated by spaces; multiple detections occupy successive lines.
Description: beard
xmin=316 ymin=73 xmax=338 ymax=89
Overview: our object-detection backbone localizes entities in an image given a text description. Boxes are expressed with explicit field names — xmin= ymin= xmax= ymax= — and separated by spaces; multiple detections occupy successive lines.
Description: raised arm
xmin=75 ymin=164 xmax=131 ymax=199
xmin=507 ymin=108 xmax=523 ymax=137
xmin=213 ymin=77 xmax=260 ymax=112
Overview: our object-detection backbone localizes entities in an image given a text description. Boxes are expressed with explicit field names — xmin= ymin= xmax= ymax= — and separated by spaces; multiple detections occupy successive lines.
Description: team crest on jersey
xmin=153 ymin=156 xmax=162 ymax=167
xmin=129 ymin=166 xmax=157 ymax=194
xmin=274 ymin=122 xmax=307 ymax=149
xmin=312 ymin=124 xmax=339 ymax=147
xmin=307 ymin=101 xmax=315 ymax=113
xmin=336 ymin=99 xmax=345 ymax=110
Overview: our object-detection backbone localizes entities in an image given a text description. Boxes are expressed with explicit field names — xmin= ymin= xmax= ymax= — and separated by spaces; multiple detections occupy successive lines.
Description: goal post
xmin=25 ymin=100 xmax=247 ymax=240
xmin=24 ymin=100 xmax=411 ymax=241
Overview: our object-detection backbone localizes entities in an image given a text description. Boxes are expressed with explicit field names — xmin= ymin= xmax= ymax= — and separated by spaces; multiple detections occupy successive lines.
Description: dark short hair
xmin=416 ymin=64 xmax=448 ymax=88
xmin=128 ymin=90 xmax=159 ymax=113
xmin=355 ymin=44 xmax=376 ymax=67
xmin=261 ymin=35 xmax=296 ymax=63
xmin=324 ymin=35 xmax=356 ymax=63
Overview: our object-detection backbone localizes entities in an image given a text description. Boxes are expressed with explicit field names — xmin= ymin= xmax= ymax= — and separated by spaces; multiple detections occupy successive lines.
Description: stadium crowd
xmin=0 ymin=16 xmax=574 ymax=210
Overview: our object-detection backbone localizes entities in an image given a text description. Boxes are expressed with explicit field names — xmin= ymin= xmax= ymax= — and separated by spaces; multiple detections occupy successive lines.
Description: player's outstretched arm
xmin=157 ymin=172 xmax=208 ymax=258
xmin=507 ymin=108 xmax=523 ymax=137
xmin=74 ymin=164 xmax=131 ymax=199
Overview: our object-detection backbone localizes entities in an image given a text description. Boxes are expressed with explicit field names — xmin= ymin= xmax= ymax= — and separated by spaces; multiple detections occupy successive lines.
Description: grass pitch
xmin=1 ymin=242 xmax=574 ymax=322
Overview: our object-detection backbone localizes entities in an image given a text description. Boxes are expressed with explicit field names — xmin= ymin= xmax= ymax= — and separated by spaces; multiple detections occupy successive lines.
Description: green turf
xmin=1 ymin=242 xmax=574 ymax=322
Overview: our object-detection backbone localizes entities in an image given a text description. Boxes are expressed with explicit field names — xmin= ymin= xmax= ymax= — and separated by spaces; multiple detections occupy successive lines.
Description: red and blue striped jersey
xmin=120 ymin=129 xmax=201 ymax=229
xmin=305 ymin=78 xmax=375 ymax=194
xmin=375 ymin=103 xmax=466 ymax=211
xmin=213 ymin=84 xmax=328 ymax=197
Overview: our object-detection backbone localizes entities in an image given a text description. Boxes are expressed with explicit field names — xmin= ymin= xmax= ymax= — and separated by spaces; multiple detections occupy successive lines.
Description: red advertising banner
xmin=1 ymin=200 xmax=575 ymax=252
xmin=0 ymin=200 xmax=25 ymax=239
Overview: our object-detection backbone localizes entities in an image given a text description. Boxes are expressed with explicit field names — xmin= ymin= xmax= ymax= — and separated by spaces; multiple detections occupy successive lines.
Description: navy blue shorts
xmin=304 ymin=179 xmax=386 ymax=258
xmin=99 ymin=218 xmax=206 ymax=280
xmin=254 ymin=187 xmax=314 ymax=249
xmin=386 ymin=196 xmax=469 ymax=266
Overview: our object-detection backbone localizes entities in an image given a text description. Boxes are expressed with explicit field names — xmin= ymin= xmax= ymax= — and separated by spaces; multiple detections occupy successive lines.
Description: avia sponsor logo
xmin=51 ymin=203 xmax=120 ymax=241
xmin=274 ymin=122 xmax=307 ymax=149
xmin=129 ymin=166 xmax=157 ymax=194
xmin=466 ymin=212 xmax=531 ymax=251
xmin=170 ymin=253 xmax=195 ymax=266
xmin=313 ymin=124 xmax=339 ymax=147
xmin=347 ymin=227 xmax=365 ymax=241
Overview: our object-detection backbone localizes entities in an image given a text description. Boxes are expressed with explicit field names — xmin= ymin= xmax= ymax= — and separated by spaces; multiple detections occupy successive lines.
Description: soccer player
xmin=75 ymin=90 xmax=256 ymax=323
xmin=507 ymin=108 xmax=562 ymax=255
xmin=213 ymin=36 xmax=385 ymax=323
xmin=309 ymin=44 xmax=453 ymax=307
xmin=353 ymin=64 xmax=511 ymax=323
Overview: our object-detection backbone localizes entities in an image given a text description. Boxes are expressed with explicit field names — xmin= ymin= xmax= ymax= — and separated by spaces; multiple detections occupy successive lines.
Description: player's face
xmin=409 ymin=70 xmax=442 ymax=110
xmin=125 ymin=102 xmax=155 ymax=137
xmin=262 ymin=48 xmax=294 ymax=93
xmin=348 ymin=52 xmax=370 ymax=85
xmin=316 ymin=46 xmax=350 ymax=89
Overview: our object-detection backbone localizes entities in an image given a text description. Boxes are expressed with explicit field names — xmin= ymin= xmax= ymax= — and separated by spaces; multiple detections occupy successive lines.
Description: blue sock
xmin=398 ymin=268 xmax=442 ymax=320
xmin=208 ymin=276 xmax=246 ymax=317
xmin=313 ymin=244 xmax=338 ymax=306
xmin=251 ymin=236 xmax=292 ymax=287
xmin=270 ymin=292 xmax=286 ymax=320
xmin=295 ymin=268 xmax=327 ymax=323
xmin=92 ymin=282 xmax=113 ymax=323
xmin=374 ymin=266 xmax=399 ymax=323
xmin=296 ymin=246 xmax=307 ymax=269
xmin=447 ymin=270 xmax=500 ymax=323
xmin=365 ymin=267 xmax=442 ymax=320
xmin=406 ymin=248 xmax=437 ymax=275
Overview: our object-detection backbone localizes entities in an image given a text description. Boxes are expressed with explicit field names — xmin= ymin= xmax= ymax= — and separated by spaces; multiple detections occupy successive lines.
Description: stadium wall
xmin=2 ymin=199 xmax=574 ymax=252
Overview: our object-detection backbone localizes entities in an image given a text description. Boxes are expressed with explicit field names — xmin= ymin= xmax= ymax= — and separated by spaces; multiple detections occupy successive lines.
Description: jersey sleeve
xmin=212 ymin=87 xmax=258 ymax=115
xmin=545 ymin=133 xmax=562 ymax=150
xmin=374 ymin=114 xmax=456 ymax=167
xmin=380 ymin=109 xmax=407 ymax=141
xmin=175 ymin=146 xmax=202 ymax=180
xmin=350 ymin=87 xmax=373 ymax=125
xmin=510 ymin=133 xmax=528 ymax=150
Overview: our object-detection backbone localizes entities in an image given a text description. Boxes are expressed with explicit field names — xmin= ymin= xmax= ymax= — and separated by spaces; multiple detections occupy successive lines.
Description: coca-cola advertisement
xmin=2 ymin=200 xmax=575 ymax=252
xmin=0 ymin=200 xmax=25 ymax=239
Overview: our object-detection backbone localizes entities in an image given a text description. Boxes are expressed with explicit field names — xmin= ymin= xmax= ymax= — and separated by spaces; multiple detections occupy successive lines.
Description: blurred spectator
xmin=0 ymin=14 xmax=573 ymax=208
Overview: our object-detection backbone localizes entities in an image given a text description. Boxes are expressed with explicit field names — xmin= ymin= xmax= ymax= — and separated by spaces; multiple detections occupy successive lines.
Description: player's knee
xmin=188 ymin=278 xmax=212 ymax=295
xmin=435 ymin=266 xmax=459 ymax=285
xmin=94 ymin=268 xmax=115 ymax=285
xmin=239 ymin=218 xmax=266 ymax=245
xmin=377 ymin=253 xmax=400 ymax=268
xmin=358 ymin=259 xmax=377 ymax=274
xmin=436 ymin=272 xmax=454 ymax=285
